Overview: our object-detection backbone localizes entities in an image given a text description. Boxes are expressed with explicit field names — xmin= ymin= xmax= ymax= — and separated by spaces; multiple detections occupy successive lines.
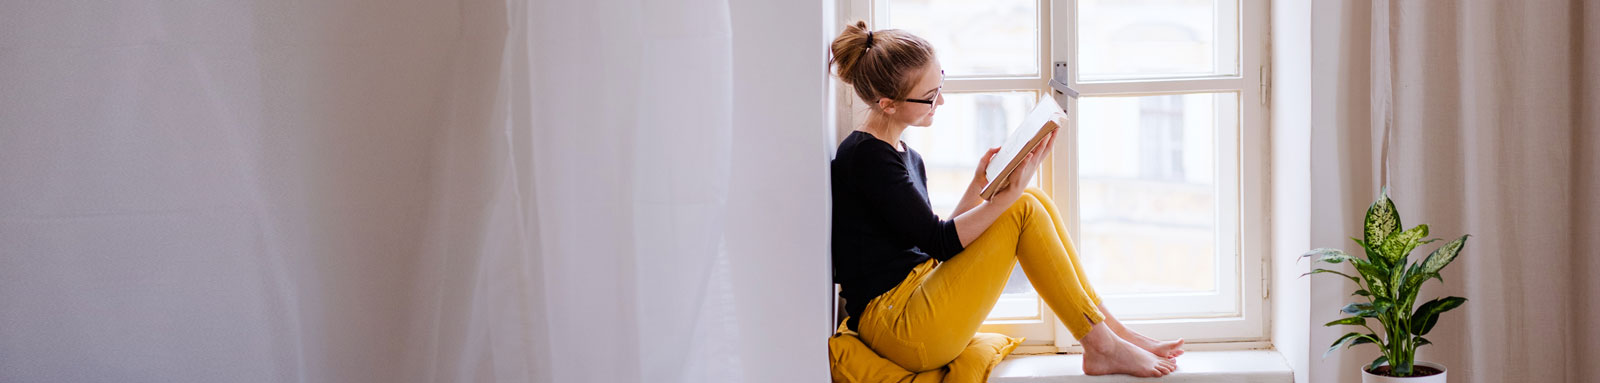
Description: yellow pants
xmin=857 ymin=187 xmax=1105 ymax=372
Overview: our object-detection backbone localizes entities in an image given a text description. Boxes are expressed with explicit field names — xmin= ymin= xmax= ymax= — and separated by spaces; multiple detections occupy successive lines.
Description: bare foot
xmin=1081 ymin=323 xmax=1177 ymax=378
xmin=1117 ymin=330 xmax=1185 ymax=359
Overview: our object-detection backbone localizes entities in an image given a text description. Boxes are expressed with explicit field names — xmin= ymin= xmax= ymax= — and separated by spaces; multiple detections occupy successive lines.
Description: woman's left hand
xmin=971 ymin=146 xmax=1003 ymax=186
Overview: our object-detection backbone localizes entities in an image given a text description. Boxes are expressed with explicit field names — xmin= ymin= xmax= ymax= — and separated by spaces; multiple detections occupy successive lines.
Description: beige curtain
xmin=1309 ymin=0 xmax=1600 ymax=382
xmin=0 ymin=0 xmax=833 ymax=382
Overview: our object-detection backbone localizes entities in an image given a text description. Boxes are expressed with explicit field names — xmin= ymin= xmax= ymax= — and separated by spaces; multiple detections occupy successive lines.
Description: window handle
xmin=1049 ymin=61 xmax=1079 ymax=114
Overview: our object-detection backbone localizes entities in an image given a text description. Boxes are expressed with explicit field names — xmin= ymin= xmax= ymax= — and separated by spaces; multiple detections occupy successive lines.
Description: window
xmin=838 ymin=0 xmax=1268 ymax=351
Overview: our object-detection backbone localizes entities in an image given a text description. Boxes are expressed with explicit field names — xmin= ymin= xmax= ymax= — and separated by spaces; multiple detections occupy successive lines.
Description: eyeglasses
xmin=903 ymin=71 xmax=945 ymax=105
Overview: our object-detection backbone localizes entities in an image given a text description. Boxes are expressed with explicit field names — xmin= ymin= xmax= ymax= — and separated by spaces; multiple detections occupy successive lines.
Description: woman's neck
xmin=860 ymin=113 xmax=907 ymax=151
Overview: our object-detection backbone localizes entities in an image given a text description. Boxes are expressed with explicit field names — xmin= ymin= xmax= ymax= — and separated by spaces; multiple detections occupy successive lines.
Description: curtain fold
xmin=1310 ymin=0 xmax=1599 ymax=382
xmin=1 ymin=0 xmax=832 ymax=382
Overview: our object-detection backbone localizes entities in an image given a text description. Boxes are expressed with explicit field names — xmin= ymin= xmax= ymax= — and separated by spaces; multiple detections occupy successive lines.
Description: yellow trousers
xmin=857 ymin=187 xmax=1105 ymax=372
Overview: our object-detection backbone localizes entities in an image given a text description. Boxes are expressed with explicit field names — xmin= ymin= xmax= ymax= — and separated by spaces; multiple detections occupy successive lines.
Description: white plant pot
xmin=1361 ymin=361 xmax=1447 ymax=383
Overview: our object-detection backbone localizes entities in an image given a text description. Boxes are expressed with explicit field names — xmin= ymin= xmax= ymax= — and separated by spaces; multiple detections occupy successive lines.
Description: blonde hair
xmin=828 ymin=21 xmax=936 ymax=108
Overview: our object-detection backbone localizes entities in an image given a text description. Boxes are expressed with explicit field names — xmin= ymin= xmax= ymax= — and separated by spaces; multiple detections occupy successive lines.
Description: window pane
xmin=900 ymin=91 xmax=1041 ymax=319
xmin=1077 ymin=0 xmax=1239 ymax=81
xmin=1076 ymin=93 xmax=1235 ymax=295
xmin=883 ymin=0 xmax=1039 ymax=77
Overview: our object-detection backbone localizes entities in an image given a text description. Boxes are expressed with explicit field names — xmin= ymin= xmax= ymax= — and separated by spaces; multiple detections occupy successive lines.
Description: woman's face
xmin=884 ymin=61 xmax=945 ymax=127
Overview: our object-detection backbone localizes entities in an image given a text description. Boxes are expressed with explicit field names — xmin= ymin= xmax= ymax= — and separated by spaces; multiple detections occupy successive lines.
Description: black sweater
xmin=832 ymin=131 xmax=965 ymax=331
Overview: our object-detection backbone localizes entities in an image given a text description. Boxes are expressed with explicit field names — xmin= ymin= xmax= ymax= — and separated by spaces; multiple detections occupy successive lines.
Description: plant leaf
xmin=1325 ymin=317 xmax=1367 ymax=327
xmin=1400 ymin=266 xmax=1436 ymax=311
xmin=1351 ymin=259 xmax=1390 ymax=296
xmin=1351 ymin=237 xmax=1390 ymax=268
xmin=1389 ymin=261 xmax=1409 ymax=304
xmin=1325 ymin=332 xmax=1359 ymax=358
xmin=1304 ymin=268 xmax=1361 ymax=283
xmin=1367 ymin=355 xmax=1390 ymax=373
xmin=1350 ymin=335 xmax=1378 ymax=346
xmin=1324 ymin=332 xmax=1381 ymax=358
xmin=1371 ymin=297 xmax=1394 ymax=316
xmin=1380 ymin=224 xmax=1429 ymax=262
xmin=1340 ymin=302 xmax=1373 ymax=316
xmin=1415 ymin=337 xmax=1432 ymax=347
xmin=1420 ymin=235 xmax=1470 ymax=275
xmin=1302 ymin=248 xmax=1357 ymax=264
xmin=1363 ymin=188 xmax=1402 ymax=257
xmin=1411 ymin=296 xmax=1467 ymax=336
xmin=1353 ymin=289 xmax=1372 ymax=297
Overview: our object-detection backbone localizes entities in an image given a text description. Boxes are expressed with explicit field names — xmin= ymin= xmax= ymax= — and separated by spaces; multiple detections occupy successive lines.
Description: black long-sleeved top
xmin=832 ymin=131 xmax=965 ymax=331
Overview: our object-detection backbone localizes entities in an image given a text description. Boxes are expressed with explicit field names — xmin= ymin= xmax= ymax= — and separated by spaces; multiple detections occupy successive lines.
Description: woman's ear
xmin=876 ymin=98 xmax=895 ymax=114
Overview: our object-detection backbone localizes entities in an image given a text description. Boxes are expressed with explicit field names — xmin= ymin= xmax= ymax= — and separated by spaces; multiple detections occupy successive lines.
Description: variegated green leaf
xmin=1401 ymin=265 xmax=1437 ymax=311
xmin=1363 ymin=188 xmax=1402 ymax=254
xmin=1380 ymin=224 xmax=1429 ymax=261
xmin=1420 ymin=235 xmax=1470 ymax=275
xmin=1371 ymin=297 xmax=1394 ymax=316
xmin=1415 ymin=337 xmax=1432 ymax=347
xmin=1340 ymin=300 xmax=1390 ymax=318
xmin=1411 ymin=296 xmax=1466 ymax=336
xmin=1353 ymin=237 xmax=1389 ymax=268
xmin=1351 ymin=259 xmax=1390 ymax=295
xmin=1389 ymin=263 xmax=1408 ymax=303
xmin=1325 ymin=316 xmax=1367 ymax=327
xmin=1302 ymin=248 xmax=1358 ymax=264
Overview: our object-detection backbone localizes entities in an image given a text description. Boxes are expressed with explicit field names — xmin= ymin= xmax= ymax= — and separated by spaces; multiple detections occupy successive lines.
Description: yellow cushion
xmin=829 ymin=320 xmax=1023 ymax=383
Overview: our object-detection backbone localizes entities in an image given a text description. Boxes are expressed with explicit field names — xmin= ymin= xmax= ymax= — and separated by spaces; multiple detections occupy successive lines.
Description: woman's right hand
xmin=990 ymin=131 xmax=1057 ymax=205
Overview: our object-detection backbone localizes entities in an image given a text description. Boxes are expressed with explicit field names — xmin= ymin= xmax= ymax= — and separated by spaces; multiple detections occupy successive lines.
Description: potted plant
xmin=1302 ymin=188 xmax=1469 ymax=382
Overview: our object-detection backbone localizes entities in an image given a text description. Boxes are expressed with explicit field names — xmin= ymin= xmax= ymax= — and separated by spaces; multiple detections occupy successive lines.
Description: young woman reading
xmin=829 ymin=21 xmax=1185 ymax=378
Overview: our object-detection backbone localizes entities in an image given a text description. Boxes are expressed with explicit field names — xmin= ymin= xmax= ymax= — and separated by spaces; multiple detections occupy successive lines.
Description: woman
xmin=829 ymin=21 xmax=1185 ymax=378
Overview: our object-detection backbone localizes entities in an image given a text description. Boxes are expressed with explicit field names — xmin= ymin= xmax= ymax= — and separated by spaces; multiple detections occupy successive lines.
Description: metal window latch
xmin=1048 ymin=61 xmax=1079 ymax=114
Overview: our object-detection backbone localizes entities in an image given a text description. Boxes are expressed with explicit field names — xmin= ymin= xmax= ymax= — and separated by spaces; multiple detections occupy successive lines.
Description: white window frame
xmin=834 ymin=0 xmax=1271 ymax=353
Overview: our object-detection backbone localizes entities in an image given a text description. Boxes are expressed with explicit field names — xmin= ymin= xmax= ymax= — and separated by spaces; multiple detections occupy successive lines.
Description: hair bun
xmin=827 ymin=21 xmax=935 ymax=109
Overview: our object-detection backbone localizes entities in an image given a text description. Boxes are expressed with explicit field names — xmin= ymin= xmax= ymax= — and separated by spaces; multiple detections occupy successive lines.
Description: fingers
xmin=1008 ymin=153 xmax=1036 ymax=188
xmin=977 ymin=146 xmax=1001 ymax=165
xmin=975 ymin=147 xmax=1003 ymax=181
xmin=1036 ymin=131 xmax=1057 ymax=156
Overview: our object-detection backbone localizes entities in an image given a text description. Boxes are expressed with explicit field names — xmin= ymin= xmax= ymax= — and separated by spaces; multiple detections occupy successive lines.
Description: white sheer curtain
xmin=0 ymin=0 xmax=832 ymax=382
xmin=1308 ymin=0 xmax=1599 ymax=382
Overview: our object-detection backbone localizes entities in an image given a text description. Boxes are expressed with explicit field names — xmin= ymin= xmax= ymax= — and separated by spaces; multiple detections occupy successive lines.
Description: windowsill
xmin=989 ymin=350 xmax=1292 ymax=383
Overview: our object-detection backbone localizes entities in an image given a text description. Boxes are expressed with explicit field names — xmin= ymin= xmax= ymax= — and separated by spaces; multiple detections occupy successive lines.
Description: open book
xmin=979 ymin=94 xmax=1066 ymax=200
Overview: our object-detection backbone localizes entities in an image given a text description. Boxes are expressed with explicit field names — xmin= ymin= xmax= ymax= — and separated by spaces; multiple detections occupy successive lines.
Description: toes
xmin=1158 ymin=360 xmax=1177 ymax=374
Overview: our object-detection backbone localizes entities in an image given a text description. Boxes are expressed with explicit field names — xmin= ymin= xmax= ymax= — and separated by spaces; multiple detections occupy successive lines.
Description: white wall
xmin=1269 ymin=0 xmax=1312 ymax=382
xmin=727 ymin=0 xmax=836 ymax=381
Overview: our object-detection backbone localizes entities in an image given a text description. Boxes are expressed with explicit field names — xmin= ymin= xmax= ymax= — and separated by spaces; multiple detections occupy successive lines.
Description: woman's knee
xmin=1024 ymin=187 xmax=1062 ymax=204
xmin=1004 ymin=192 xmax=1045 ymax=216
